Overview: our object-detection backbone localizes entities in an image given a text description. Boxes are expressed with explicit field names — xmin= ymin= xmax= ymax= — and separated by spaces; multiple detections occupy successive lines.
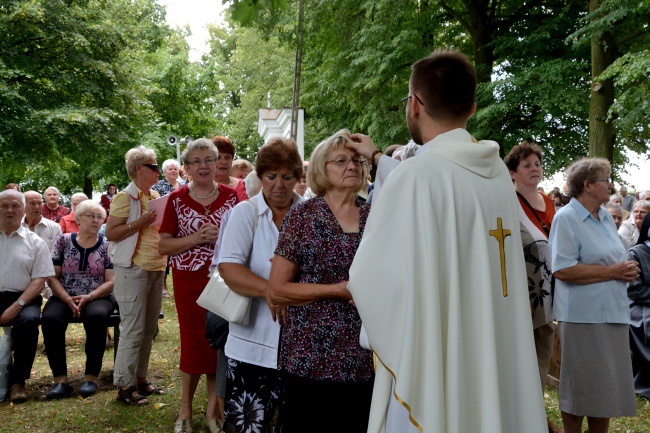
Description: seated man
xmin=0 ymin=189 xmax=55 ymax=403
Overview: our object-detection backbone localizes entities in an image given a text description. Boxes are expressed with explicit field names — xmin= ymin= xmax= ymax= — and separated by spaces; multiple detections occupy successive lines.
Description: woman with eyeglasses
xmin=106 ymin=145 xmax=167 ymax=406
xmin=549 ymin=157 xmax=639 ymax=433
xmin=268 ymin=129 xmax=374 ymax=433
xmin=41 ymin=200 xmax=116 ymax=400
xmin=619 ymin=200 xmax=650 ymax=247
xmin=159 ymin=138 xmax=239 ymax=433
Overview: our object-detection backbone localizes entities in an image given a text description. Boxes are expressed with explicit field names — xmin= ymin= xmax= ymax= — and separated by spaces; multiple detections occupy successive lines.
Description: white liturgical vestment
xmin=349 ymin=129 xmax=547 ymax=433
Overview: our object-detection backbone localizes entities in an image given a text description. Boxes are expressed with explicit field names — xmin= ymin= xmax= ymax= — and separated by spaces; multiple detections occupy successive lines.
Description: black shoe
xmin=46 ymin=382 xmax=73 ymax=400
xmin=159 ymin=309 xmax=164 ymax=319
xmin=78 ymin=381 xmax=98 ymax=398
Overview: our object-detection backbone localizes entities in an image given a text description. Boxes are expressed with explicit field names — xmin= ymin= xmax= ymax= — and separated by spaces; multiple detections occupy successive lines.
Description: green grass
xmin=2 ymin=276 xmax=650 ymax=432
xmin=0 ymin=278 xmax=210 ymax=433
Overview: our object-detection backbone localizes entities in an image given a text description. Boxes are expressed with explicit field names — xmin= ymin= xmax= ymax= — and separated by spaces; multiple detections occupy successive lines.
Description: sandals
xmin=117 ymin=386 xmax=149 ymax=406
xmin=174 ymin=417 xmax=193 ymax=433
xmin=204 ymin=413 xmax=223 ymax=433
xmin=137 ymin=380 xmax=166 ymax=396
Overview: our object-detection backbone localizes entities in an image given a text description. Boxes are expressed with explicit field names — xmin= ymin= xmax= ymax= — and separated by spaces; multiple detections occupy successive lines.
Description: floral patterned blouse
xmin=51 ymin=233 xmax=113 ymax=297
xmin=274 ymin=196 xmax=374 ymax=383
xmin=152 ymin=178 xmax=185 ymax=197
xmin=159 ymin=184 xmax=238 ymax=272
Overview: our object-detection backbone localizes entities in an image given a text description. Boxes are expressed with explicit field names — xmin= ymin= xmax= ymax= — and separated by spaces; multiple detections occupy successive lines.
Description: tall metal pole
xmin=290 ymin=0 xmax=304 ymax=141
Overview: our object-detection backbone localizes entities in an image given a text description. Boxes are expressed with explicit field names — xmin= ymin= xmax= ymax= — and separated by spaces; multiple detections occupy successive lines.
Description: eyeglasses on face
xmin=188 ymin=158 xmax=216 ymax=166
xmin=592 ymin=177 xmax=612 ymax=184
xmin=83 ymin=214 xmax=104 ymax=221
xmin=401 ymin=94 xmax=424 ymax=108
xmin=141 ymin=163 xmax=160 ymax=173
xmin=326 ymin=156 xmax=367 ymax=167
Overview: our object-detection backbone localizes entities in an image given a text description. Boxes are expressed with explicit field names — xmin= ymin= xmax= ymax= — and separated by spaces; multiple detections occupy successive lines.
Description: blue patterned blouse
xmin=274 ymin=196 xmax=374 ymax=383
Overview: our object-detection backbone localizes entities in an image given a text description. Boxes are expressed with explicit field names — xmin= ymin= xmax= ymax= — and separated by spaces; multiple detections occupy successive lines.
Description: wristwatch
xmin=16 ymin=299 xmax=25 ymax=308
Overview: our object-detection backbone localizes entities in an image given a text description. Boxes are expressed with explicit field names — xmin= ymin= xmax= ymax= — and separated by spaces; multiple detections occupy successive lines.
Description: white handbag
xmin=197 ymin=268 xmax=252 ymax=324
xmin=196 ymin=200 xmax=258 ymax=325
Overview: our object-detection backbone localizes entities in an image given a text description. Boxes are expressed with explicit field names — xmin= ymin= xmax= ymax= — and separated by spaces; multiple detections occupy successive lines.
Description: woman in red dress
xmin=159 ymin=138 xmax=239 ymax=433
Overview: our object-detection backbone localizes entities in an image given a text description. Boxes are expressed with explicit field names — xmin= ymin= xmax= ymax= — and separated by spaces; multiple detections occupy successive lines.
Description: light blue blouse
xmin=550 ymin=198 xmax=630 ymax=323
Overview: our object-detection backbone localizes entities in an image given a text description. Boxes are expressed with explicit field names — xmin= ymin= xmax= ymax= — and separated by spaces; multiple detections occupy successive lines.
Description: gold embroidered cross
xmin=489 ymin=217 xmax=511 ymax=297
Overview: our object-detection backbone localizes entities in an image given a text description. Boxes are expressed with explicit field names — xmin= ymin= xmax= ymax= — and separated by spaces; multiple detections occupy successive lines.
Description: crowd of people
xmin=0 ymin=48 xmax=649 ymax=433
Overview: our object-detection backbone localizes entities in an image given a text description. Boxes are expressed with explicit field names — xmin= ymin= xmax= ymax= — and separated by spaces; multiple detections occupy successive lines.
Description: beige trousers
xmin=112 ymin=263 xmax=164 ymax=387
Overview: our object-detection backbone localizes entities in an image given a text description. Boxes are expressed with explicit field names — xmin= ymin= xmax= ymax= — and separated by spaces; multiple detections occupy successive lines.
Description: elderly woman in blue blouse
xmin=549 ymin=157 xmax=640 ymax=433
xmin=268 ymin=129 xmax=374 ymax=433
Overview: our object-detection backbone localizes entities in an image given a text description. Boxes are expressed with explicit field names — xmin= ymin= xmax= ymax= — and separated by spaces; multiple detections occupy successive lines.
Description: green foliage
xmin=229 ymin=0 xmax=287 ymax=26
xmin=203 ymin=20 xmax=295 ymax=160
xmin=565 ymin=0 xmax=650 ymax=167
xmin=0 ymin=0 xmax=172 ymax=194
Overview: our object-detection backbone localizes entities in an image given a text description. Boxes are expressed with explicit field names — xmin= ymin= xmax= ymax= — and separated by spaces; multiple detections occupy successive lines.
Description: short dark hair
xmin=504 ymin=141 xmax=543 ymax=172
xmin=211 ymin=135 xmax=235 ymax=156
xmin=255 ymin=137 xmax=303 ymax=180
xmin=410 ymin=49 xmax=476 ymax=121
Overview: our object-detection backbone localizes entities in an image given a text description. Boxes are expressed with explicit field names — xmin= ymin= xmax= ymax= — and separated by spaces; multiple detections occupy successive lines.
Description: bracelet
xmin=88 ymin=293 xmax=94 ymax=301
xmin=370 ymin=149 xmax=383 ymax=166
xmin=128 ymin=223 xmax=133 ymax=235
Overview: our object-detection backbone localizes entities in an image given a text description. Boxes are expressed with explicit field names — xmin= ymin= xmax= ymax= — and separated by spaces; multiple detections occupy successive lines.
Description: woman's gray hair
xmin=74 ymin=200 xmax=106 ymax=223
xmin=633 ymin=200 xmax=650 ymax=212
xmin=181 ymin=138 xmax=217 ymax=165
xmin=71 ymin=192 xmax=89 ymax=202
xmin=564 ymin=157 xmax=611 ymax=198
xmin=244 ymin=170 xmax=261 ymax=197
xmin=125 ymin=145 xmax=157 ymax=180
xmin=307 ymin=129 xmax=369 ymax=197
xmin=162 ymin=159 xmax=180 ymax=172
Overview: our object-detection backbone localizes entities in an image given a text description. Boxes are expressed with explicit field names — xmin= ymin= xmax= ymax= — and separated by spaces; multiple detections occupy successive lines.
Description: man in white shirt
xmin=347 ymin=49 xmax=547 ymax=433
xmin=22 ymin=190 xmax=62 ymax=251
xmin=0 ymin=189 xmax=55 ymax=403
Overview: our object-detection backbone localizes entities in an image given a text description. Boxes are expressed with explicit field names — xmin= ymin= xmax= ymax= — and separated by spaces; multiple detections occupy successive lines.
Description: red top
xmin=59 ymin=212 xmax=79 ymax=234
xmin=234 ymin=178 xmax=248 ymax=201
xmin=42 ymin=204 xmax=69 ymax=223
xmin=518 ymin=193 xmax=555 ymax=236
xmin=159 ymin=184 xmax=239 ymax=271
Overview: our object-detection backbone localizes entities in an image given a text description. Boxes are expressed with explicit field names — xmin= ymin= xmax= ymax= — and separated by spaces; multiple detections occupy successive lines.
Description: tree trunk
xmin=588 ymin=0 xmax=616 ymax=162
xmin=83 ymin=173 xmax=93 ymax=199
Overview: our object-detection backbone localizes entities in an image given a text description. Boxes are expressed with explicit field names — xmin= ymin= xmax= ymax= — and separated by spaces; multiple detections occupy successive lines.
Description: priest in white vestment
xmin=347 ymin=49 xmax=547 ymax=433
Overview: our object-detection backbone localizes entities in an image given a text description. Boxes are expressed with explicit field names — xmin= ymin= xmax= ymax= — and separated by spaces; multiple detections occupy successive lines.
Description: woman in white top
xmin=217 ymin=137 xmax=304 ymax=433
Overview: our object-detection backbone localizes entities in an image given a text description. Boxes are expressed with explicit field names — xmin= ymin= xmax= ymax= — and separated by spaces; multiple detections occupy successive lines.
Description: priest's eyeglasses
xmin=326 ymin=156 xmax=367 ymax=167
xmin=401 ymin=94 xmax=424 ymax=107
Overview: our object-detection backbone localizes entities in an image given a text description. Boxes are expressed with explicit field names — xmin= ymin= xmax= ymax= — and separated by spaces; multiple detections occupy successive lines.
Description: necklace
xmin=189 ymin=181 xmax=218 ymax=199
xmin=189 ymin=182 xmax=218 ymax=215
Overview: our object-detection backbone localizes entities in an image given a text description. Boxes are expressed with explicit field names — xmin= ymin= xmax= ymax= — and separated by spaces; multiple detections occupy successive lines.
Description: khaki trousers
xmin=112 ymin=263 xmax=164 ymax=387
